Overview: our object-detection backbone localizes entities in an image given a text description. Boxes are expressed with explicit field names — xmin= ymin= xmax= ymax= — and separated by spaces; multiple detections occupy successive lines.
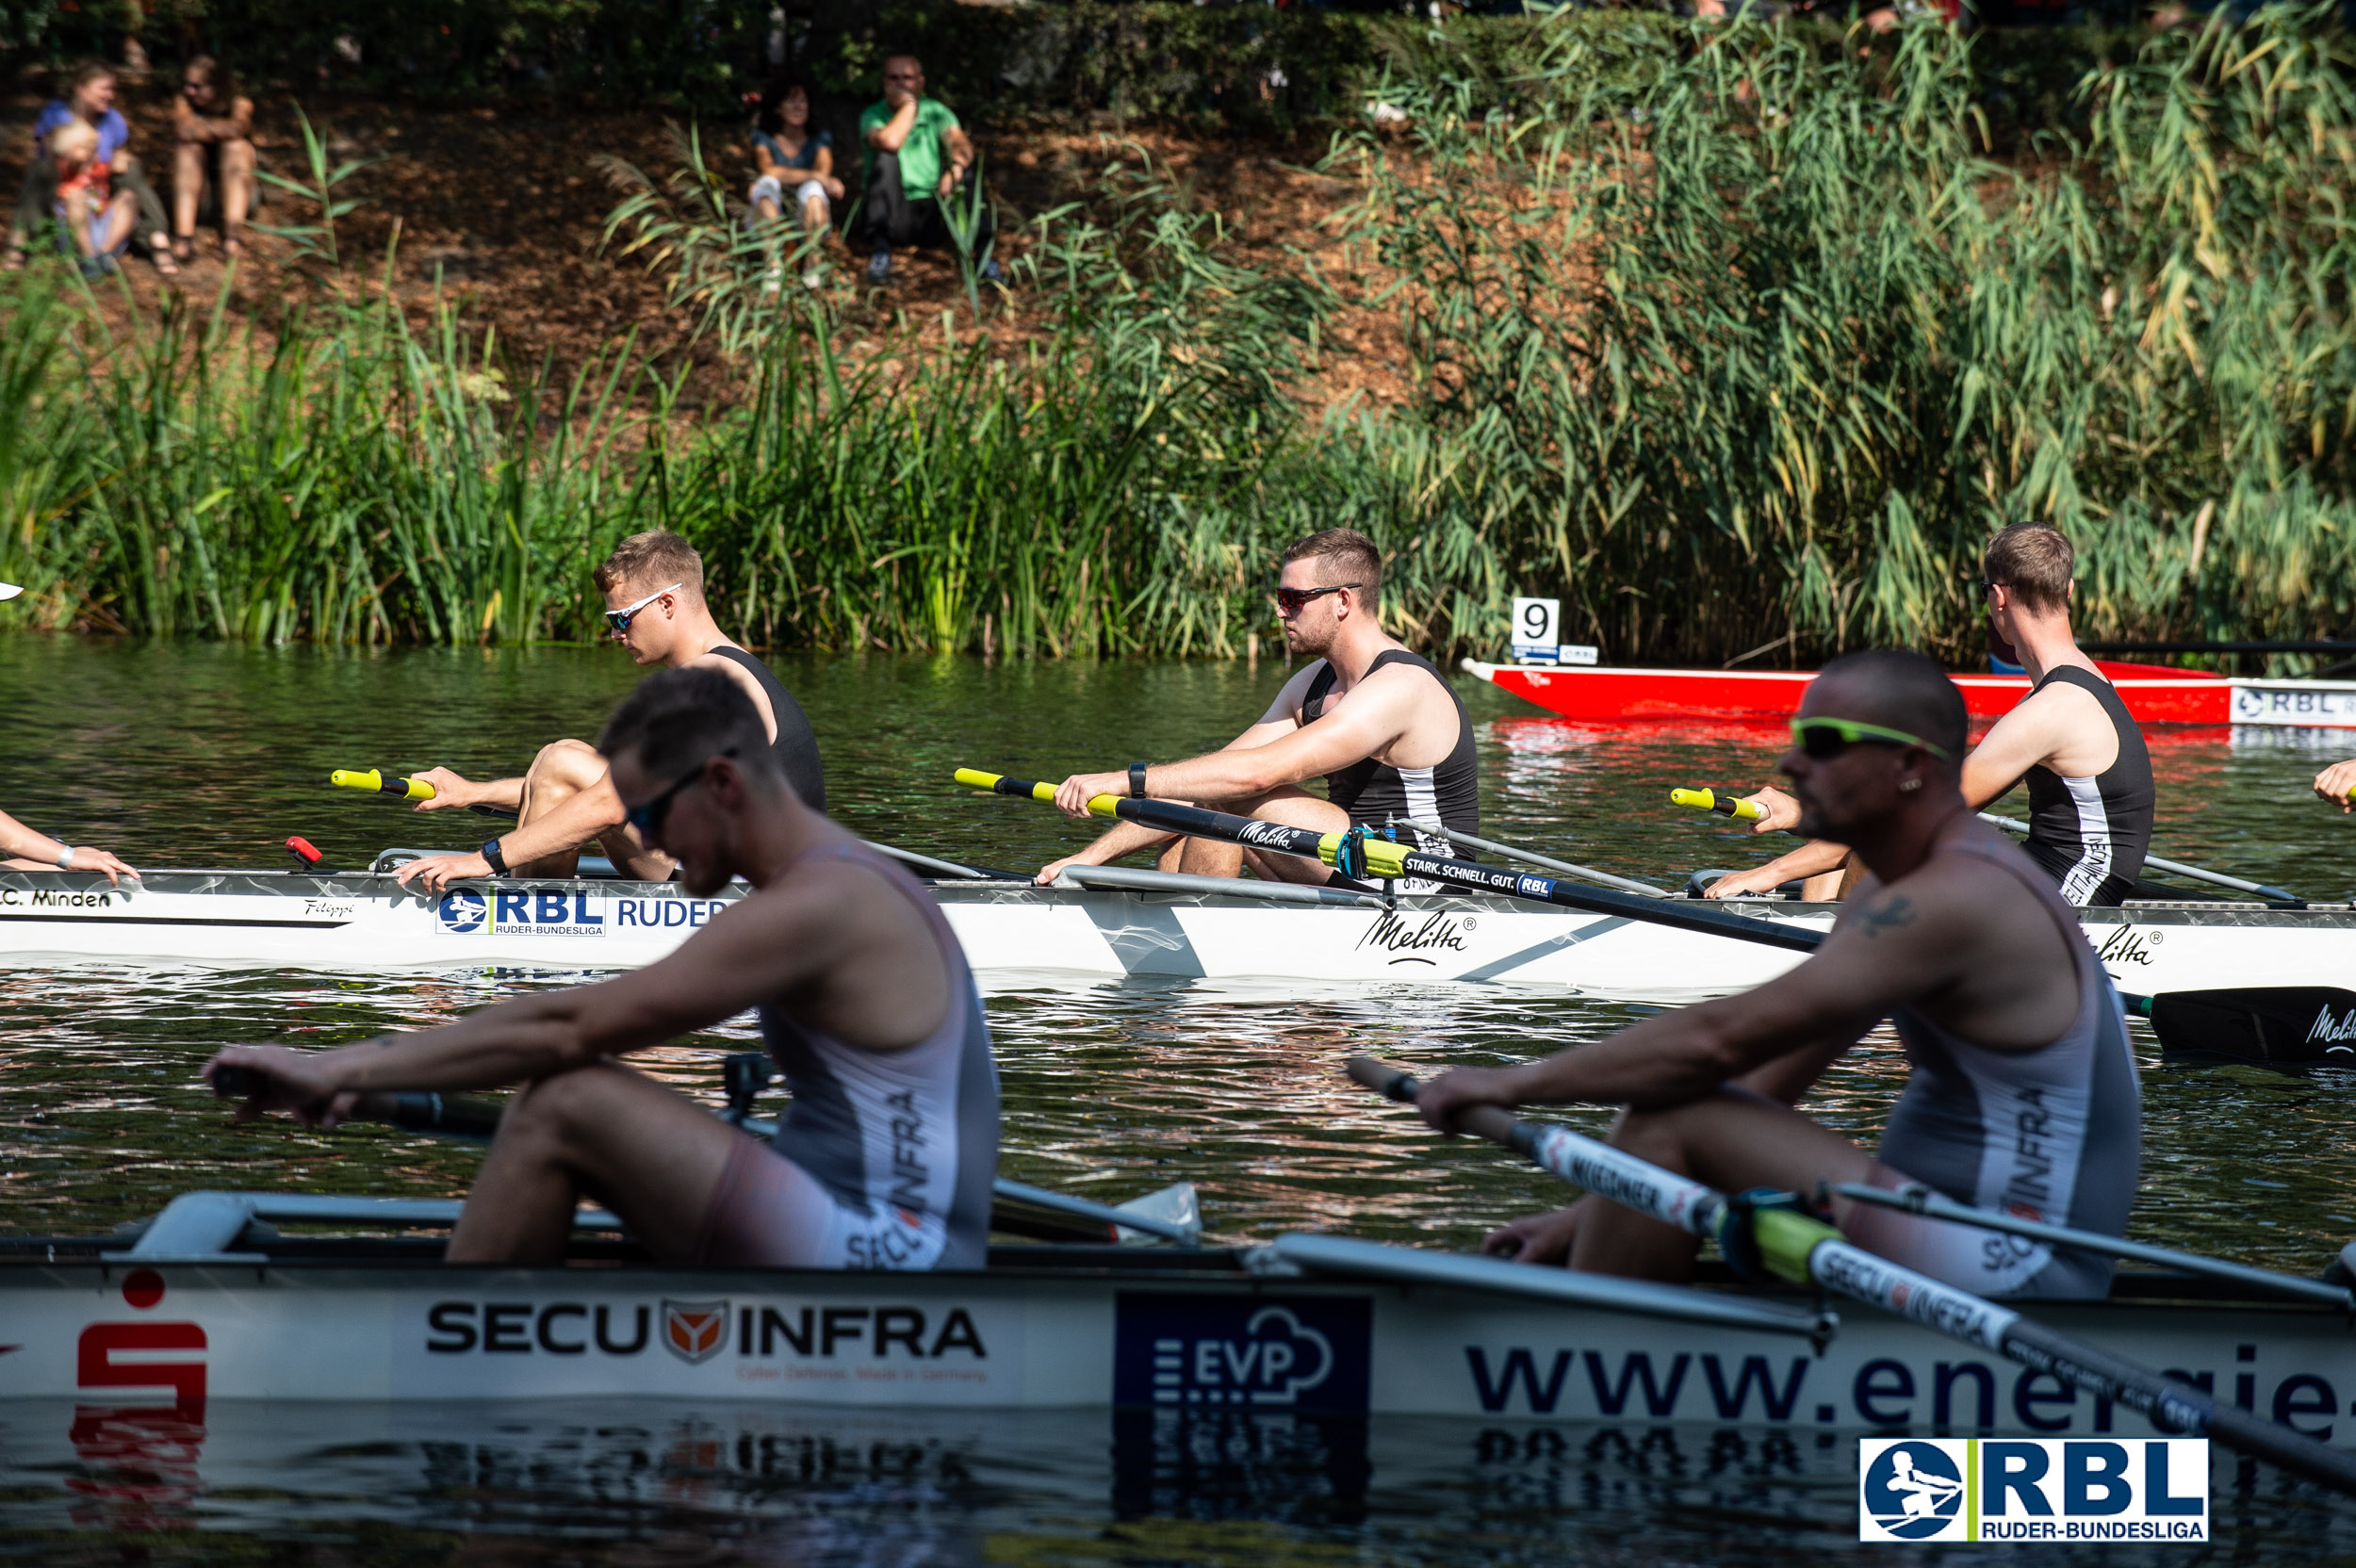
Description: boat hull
xmin=1465 ymin=660 xmax=2356 ymax=729
xmin=4 ymin=871 xmax=2351 ymax=1002
xmin=7 ymin=1255 xmax=2350 ymax=1439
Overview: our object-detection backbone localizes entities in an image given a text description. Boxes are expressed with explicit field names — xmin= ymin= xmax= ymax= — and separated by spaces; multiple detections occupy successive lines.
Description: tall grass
xmin=6 ymin=9 xmax=2356 ymax=664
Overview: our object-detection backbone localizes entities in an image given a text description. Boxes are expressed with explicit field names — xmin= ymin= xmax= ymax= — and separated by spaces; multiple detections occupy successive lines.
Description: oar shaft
xmin=957 ymin=770 xmax=1824 ymax=954
xmin=1977 ymin=812 xmax=2300 ymax=904
xmin=1400 ymin=818 xmax=1668 ymax=897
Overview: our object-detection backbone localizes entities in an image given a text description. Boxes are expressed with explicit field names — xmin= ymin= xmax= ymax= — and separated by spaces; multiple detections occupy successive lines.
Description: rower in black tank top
xmin=2019 ymin=666 xmax=2151 ymax=907
xmin=1301 ymin=649 xmax=1481 ymax=865
xmin=707 ymin=645 xmax=827 ymax=814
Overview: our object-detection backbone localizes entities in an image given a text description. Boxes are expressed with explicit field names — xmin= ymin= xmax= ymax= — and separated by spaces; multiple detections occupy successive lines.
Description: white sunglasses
xmin=604 ymin=582 xmax=682 ymax=634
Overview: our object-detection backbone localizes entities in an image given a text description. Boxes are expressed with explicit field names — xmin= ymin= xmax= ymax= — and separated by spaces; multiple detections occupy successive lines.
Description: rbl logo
xmin=434 ymin=889 xmax=606 ymax=937
xmin=1859 ymin=1438 xmax=2208 ymax=1543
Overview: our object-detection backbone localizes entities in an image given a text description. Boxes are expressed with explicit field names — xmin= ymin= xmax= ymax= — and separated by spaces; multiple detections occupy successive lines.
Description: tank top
xmin=707 ymin=645 xmax=827 ymax=814
xmin=1301 ymin=649 xmax=1481 ymax=892
xmin=1881 ymin=833 xmax=2141 ymax=1298
xmin=2018 ymin=666 xmax=2153 ymax=907
xmin=760 ymin=843 xmax=1000 ymax=1268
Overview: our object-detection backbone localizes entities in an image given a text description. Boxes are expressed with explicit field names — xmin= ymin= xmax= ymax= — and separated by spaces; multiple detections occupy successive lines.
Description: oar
xmin=1345 ymin=1056 xmax=2356 ymax=1494
xmin=330 ymin=769 xmax=518 ymax=819
xmin=1398 ymin=817 xmax=1668 ymax=896
xmin=966 ymin=767 xmax=2356 ymax=1067
xmin=1666 ymin=784 xmax=2302 ymax=905
xmin=954 ymin=768 xmax=1822 ymax=953
xmin=206 ymin=1065 xmax=1197 ymax=1246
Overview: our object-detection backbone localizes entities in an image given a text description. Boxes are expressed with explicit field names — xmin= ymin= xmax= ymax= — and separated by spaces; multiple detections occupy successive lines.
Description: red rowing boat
xmin=1458 ymin=659 xmax=2281 ymax=727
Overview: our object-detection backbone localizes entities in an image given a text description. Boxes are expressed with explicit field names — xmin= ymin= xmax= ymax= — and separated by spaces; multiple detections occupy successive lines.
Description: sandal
xmin=150 ymin=239 xmax=180 ymax=278
xmin=170 ymin=236 xmax=195 ymax=266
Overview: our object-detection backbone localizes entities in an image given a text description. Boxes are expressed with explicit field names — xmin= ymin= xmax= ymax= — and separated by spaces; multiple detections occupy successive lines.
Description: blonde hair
xmin=49 ymin=120 xmax=99 ymax=165
xmin=594 ymin=531 xmax=705 ymax=599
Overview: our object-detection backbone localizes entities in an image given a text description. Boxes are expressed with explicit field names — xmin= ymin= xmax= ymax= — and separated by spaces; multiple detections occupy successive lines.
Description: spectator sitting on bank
xmin=749 ymin=74 xmax=843 ymax=288
xmin=171 ymin=55 xmax=256 ymax=262
xmin=48 ymin=121 xmax=139 ymax=276
xmin=5 ymin=60 xmax=175 ymax=275
xmin=858 ymin=53 xmax=998 ymax=286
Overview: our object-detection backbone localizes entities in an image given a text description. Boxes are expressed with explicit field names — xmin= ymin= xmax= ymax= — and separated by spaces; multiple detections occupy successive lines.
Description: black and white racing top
xmin=2016 ymin=666 xmax=2153 ymax=907
xmin=1301 ymin=648 xmax=1481 ymax=891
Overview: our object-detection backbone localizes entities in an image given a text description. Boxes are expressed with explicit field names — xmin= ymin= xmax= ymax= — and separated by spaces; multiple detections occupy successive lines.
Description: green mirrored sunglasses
xmin=1790 ymin=717 xmax=1952 ymax=760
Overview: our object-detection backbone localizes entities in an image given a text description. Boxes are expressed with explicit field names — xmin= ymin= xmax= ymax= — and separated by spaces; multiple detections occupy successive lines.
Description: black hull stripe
xmin=0 ymin=914 xmax=353 ymax=930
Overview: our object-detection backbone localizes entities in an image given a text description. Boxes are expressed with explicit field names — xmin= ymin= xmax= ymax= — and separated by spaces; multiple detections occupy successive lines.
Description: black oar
xmin=965 ymin=768 xmax=2356 ymax=1067
xmin=1348 ymin=1056 xmax=2356 ymax=1494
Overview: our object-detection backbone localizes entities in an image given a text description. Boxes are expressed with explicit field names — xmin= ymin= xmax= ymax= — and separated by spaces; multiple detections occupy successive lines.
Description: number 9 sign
xmin=1511 ymin=596 xmax=1560 ymax=654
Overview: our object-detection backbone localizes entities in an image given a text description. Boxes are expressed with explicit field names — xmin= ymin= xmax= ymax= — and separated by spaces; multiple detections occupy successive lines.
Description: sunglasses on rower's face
xmin=1274 ymin=582 xmax=1361 ymax=614
xmin=623 ymin=748 xmax=738 ymax=842
xmin=1790 ymin=717 xmax=1953 ymax=761
xmin=604 ymin=582 xmax=683 ymax=635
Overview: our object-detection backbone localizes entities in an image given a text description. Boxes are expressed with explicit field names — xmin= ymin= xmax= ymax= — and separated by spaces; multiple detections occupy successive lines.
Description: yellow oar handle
xmin=952 ymin=768 xmax=1121 ymax=820
xmin=1669 ymin=787 xmax=1763 ymax=823
xmin=957 ymin=765 xmax=1413 ymax=877
xmin=330 ymin=768 xmax=435 ymax=803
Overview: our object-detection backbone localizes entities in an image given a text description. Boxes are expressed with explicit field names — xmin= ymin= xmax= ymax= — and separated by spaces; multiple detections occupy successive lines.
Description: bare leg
xmin=1170 ymin=785 xmax=1349 ymax=882
xmin=445 ymin=1061 xmax=744 ymax=1264
xmin=219 ymin=138 xmax=254 ymax=252
xmin=99 ymin=191 xmax=138 ymax=255
xmin=512 ymin=738 xmax=672 ymax=880
xmin=1564 ymin=1088 xmax=1883 ymax=1282
xmin=171 ymin=141 xmax=203 ymax=246
xmin=799 ymin=191 xmax=830 ymax=233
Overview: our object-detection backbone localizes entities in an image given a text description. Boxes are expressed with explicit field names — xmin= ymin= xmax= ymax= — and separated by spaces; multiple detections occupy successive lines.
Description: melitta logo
xmin=2096 ymin=925 xmax=2160 ymax=968
xmin=1858 ymin=1439 xmax=2207 ymax=1543
xmin=1114 ymin=1294 xmax=1369 ymax=1413
xmin=2306 ymin=1005 xmax=2356 ymax=1052
xmin=1355 ymin=909 xmax=1470 ymax=963
xmin=1235 ymin=822 xmax=1297 ymax=849
xmin=663 ymin=1299 xmax=728 ymax=1364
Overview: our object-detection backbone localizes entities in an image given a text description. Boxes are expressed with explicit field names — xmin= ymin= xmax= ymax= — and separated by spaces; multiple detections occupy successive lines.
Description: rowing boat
xmin=1464 ymin=659 xmax=2356 ymax=729
xmin=7 ymin=1188 xmax=2351 ymax=1439
xmin=6 ymin=861 xmax=2353 ymax=1004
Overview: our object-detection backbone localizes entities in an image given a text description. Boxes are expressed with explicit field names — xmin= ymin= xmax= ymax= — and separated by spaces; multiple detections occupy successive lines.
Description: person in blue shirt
xmin=6 ymin=61 xmax=174 ymax=275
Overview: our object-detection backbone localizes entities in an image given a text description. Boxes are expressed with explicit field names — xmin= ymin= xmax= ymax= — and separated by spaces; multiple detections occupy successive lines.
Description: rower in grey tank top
xmin=1864 ymin=837 xmax=2141 ymax=1298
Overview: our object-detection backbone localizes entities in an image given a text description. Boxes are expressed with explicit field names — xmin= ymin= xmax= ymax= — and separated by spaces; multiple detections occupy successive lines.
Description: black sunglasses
xmin=624 ymin=747 xmax=737 ymax=841
xmin=1275 ymin=582 xmax=1362 ymax=613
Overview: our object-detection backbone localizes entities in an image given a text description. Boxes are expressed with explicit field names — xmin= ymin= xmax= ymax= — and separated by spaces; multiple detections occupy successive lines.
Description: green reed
xmin=7 ymin=11 xmax=2356 ymax=664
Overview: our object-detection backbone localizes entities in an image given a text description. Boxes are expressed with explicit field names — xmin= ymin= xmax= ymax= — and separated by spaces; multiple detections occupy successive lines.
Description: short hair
xmin=1816 ymin=647 xmax=1968 ymax=762
xmin=597 ymin=667 xmax=780 ymax=789
xmin=594 ymin=530 xmax=705 ymax=599
xmin=1983 ymin=523 xmax=2074 ymax=616
xmin=48 ymin=120 xmax=98 ymax=163
xmin=1280 ymin=528 xmax=1383 ymax=600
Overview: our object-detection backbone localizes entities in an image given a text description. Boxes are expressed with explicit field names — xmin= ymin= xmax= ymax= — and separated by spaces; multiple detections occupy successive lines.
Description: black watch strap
xmin=482 ymin=838 xmax=510 ymax=876
xmin=1129 ymin=762 xmax=1150 ymax=798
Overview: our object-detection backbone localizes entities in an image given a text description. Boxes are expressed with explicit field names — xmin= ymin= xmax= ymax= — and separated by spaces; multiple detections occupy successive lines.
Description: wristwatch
xmin=482 ymin=838 xmax=510 ymax=876
xmin=1129 ymin=763 xmax=1150 ymax=798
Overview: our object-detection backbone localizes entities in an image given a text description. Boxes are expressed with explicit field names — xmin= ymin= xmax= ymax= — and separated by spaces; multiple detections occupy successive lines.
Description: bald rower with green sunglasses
xmin=1418 ymin=646 xmax=2140 ymax=1296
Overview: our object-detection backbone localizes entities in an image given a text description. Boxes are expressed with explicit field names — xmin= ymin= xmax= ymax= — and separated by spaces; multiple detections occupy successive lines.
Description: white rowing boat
xmin=6 ymin=1190 xmax=2350 ymax=1439
xmin=4 ymin=860 xmax=2352 ymax=1003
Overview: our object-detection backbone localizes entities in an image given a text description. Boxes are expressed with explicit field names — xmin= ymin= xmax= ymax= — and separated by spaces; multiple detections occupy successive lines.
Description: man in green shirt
xmin=858 ymin=53 xmax=998 ymax=284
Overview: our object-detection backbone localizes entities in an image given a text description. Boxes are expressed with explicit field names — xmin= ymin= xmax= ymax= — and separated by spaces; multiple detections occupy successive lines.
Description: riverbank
xmin=4 ymin=12 xmax=2352 ymax=666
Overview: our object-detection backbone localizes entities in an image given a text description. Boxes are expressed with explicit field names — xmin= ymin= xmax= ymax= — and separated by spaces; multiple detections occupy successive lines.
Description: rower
xmin=393 ymin=531 xmax=825 ymax=892
xmin=208 ymin=667 xmax=998 ymax=1269
xmin=1419 ymin=648 xmax=2140 ymax=1298
xmin=1706 ymin=524 xmax=2153 ymax=906
xmin=1035 ymin=528 xmax=1479 ymax=891
xmin=0 ymin=581 xmax=138 ymax=884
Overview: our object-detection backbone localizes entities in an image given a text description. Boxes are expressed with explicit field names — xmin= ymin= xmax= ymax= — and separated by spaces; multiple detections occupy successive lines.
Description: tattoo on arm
xmin=1860 ymin=895 xmax=1917 ymax=939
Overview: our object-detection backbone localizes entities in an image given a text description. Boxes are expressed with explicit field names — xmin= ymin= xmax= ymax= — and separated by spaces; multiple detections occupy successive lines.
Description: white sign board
xmin=1509 ymin=596 xmax=1597 ymax=666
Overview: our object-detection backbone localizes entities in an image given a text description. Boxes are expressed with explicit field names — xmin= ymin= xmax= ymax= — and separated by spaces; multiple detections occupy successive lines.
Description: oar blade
xmin=2147 ymin=987 xmax=2356 ymax=1067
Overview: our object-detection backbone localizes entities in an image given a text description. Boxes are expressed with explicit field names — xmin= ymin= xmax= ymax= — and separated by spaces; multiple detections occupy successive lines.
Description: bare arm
xmin=1036 ymin=706 xmax=1304 ymax=880
xmin=866 ymin=97 xmax=918 ymax=152
xmin=2315 ymin=759 xmax=2356 ymax=811
xmin=938 ymin=124 xmax=973 ymax=195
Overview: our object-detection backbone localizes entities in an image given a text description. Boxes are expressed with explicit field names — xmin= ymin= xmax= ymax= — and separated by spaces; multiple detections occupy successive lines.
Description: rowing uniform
xmin=695 ymin=843 xmax=1000 ymax=1270
xmin=708 ymin=645 xmax=828 ymax=815
xmin=2016 ymin=666 xmax=2152 ymax=907
xmin=1844 ymin=833 xmax=2141 ymax=1299
xmin=1301 ymin=649 xmax=1480 ymax=893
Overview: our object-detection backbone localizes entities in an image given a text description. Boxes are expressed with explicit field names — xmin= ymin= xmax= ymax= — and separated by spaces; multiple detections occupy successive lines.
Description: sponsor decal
xmin=2094 ymin=924 xmax=2160 ymax=969
xmin=1859 ymin=1438 xmax=2207 ymax=1543
xmin=434 ymin=888 xmax=610 ymax=938
xmin=614 ymin=896 xmax=732 ymax=931
xmin=2308 ymin=1004 xmax=2356 ymax=1052
xmin=1115 ymin=1294 xmax=1369 ymax=1413
xmin=1235 ymin=821 xmax=1300 ymax=850
xmin=663 ymin=1299 xmax=728 ymax=1364
xmin=0 ymin=887 xmax=117 ymax=908
xmin=2234 ymin=685 xmax=2356 ymax=721
xmin=301 ymin=899 xmax=356 ymax=920
xmin=1354 ymin=908 xmax=1470 ymax=964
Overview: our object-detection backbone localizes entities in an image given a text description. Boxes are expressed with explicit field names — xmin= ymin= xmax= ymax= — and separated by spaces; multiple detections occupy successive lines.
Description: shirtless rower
xmin=0 ymin=580 xmax=138 ymax=884
xmin=207 ymin=667 xmax=998 ymax=1269
xmin=1418 ymin=648 xmax=2140 ymax=1298
xmin=1037 ymin=529 xmax=1479 ymax=890
xmin=1706 ymin=524 xmax=2153 ymax=907
xmin=394 ymin=531 xmax=825 ymax=894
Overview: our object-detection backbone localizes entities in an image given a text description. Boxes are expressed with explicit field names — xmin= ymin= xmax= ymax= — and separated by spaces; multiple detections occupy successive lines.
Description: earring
xmin=1898 ymin=777 xmax=1923 ymax=793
